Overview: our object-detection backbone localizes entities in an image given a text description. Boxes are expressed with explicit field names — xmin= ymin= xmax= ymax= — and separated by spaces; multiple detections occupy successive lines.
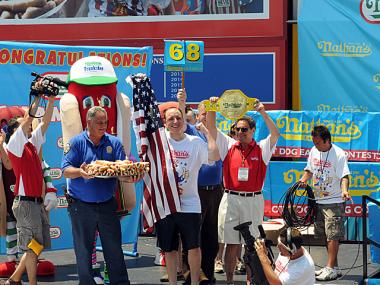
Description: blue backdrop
xmin=0 ymin=41 xmax=153 ymax=252
xmin=298 ymin=0 xmax=380 ymax=112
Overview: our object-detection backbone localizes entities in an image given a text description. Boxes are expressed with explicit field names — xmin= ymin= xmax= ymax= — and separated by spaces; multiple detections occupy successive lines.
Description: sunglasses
xmin=236 ymin=127 xmax=249 ymax=133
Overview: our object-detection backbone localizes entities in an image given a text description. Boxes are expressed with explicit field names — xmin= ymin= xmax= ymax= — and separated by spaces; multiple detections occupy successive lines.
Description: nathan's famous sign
xmin=215 ymin=111 xmax=380 ymax=162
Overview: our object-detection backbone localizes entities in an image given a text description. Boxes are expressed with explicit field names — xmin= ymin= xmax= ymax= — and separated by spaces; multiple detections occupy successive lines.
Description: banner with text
xmin=263 ymin=161 xmax=380 ymax=219
xmin=298 ymin=0 xmax=380 ymax=112
xmin=216 ymin=110 xmax=380 ymax=162
xmin=0 ymin=41 xmax=153 ymax=252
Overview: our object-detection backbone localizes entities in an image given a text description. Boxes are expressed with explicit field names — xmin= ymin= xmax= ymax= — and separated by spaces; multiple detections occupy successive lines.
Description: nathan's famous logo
xmin=222 ymin=102 xmax=242 ymax=109
xmin=317 ymin=41 xmax=372 ymax=57
xmin=49 ymin=168 xmax=62 ymax=180
xmin=317 ymin=104 xmax=368 ymax=113
xmin=373 ymin=73 xmax=380 ymax=89
xmin=283 ymin=169 xmax=380 ymax=197
xmin=276 ymin=117 xmax=362 ymax=143
xmin=57 ymin=195 xmax=68 ymax=208
xmin=361 ymin=0 xmax=380 ymax=23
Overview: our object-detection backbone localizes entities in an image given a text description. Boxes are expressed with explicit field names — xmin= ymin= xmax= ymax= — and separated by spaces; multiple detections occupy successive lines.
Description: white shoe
xmin=315 ymin=267 xmax=325 ymax=276
xmin=335 ymin=267 xmax=342 ymax=277
xmin=214 ymin=259 xmax=224 ymax=273
xmin=316 ymin=266 xmax=342 ymax=277
xmin=94 ymin=276 xmax=105 ymax=285
xmin=316 ymin=267 xmax=338 ymax=281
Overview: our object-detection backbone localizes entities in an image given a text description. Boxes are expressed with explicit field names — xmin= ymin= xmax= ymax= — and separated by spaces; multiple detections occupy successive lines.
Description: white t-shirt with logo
xmin=305 ymin=143 xmax=350 ymax=204
xmin=167 ymin=133 xmax=209 ymax=213
xmin=275 ymin=248 xmax=315 ymax=285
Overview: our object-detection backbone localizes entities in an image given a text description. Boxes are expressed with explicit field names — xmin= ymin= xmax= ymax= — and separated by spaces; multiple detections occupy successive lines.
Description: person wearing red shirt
xmin=5 ymin=87 xmax=57 ymax=285
xmin=207 ymin=97 xmax=280 ymax=285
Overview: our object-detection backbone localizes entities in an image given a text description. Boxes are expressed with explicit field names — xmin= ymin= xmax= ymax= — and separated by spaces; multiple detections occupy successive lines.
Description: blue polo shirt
xmin=186 ymin=124 xmax=222 ymax=186
xmin=62 ymin=131 xmax=126 ymax=203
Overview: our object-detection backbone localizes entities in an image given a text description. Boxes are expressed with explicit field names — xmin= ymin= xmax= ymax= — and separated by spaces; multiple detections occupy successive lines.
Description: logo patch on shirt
xmin=251 ymin=156 xmax=259 ymax=161
xmin=64 ymin=142 xmax=71 ymax=155
xmin=106 ymin=146 xmax=113 ymax=154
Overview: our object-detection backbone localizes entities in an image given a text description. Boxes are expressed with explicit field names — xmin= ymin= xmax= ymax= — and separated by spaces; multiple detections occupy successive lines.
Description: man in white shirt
xmin=299 ymin=125 xmax=350 ymax=281
xmin=255 ymin=227 xmax=315 ymax=285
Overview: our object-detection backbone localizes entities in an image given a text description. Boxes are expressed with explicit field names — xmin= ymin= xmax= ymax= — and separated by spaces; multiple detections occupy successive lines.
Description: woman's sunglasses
xmin=236 ymin=127 xmax=249 ymax=133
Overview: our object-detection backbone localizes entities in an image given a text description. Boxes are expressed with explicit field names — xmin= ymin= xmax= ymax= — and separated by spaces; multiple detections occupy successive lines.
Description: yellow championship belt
xmin=203 ymin=89 xmax=259 ymax=119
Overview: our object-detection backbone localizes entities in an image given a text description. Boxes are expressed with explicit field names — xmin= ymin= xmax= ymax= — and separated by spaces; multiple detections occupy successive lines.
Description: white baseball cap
xmin=67 ymin=56 xmax=118 ymax=85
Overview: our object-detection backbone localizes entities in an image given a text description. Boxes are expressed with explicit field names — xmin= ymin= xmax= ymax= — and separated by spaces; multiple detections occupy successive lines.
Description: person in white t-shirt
xmin=255 ymin=227 xmax=315 ymax=285
xmin=299 ymin=125 xmax=350 ymax=281
xmin=155 ymin=106 xmax=220 ymax=285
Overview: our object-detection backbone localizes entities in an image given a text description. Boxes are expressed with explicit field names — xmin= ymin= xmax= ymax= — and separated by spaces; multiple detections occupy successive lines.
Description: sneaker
xmin=214 ymin=259 xmax=224 ymax=273
xmin=93 ymin=267 xmax=104 ymax=285
xmin=160 ymin=272 xmax=185 ymax=282
xmin=235 ymin=260 xmax=246 ymax=274
xmin=199 ymin=269 xmax=209 ymax=282
xmin=316 ymin=267 xmax=338 ymax=281
xmin=335 ymin=267 xmax=342 ymax=277
xmin=3 ymin=279 xmax=22 ymax=285
xmin=315 ymin=267 xmax=325 ymax=276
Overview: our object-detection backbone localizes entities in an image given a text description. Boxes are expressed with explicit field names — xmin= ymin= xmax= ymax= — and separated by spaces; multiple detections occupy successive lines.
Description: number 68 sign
xmin=164 ymin=40 xmax=204 ymax=72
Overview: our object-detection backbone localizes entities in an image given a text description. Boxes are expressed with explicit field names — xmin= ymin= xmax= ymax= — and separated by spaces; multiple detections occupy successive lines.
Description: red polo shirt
xmin=7 ymin=125 xmax=45 ymax=197
xmin=217 ymin=132 xmax=273 ymax=193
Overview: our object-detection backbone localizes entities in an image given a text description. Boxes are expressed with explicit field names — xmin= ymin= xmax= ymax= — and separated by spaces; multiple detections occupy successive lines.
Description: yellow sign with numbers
xmin=164 ymin=40 xmax=204 ymax=72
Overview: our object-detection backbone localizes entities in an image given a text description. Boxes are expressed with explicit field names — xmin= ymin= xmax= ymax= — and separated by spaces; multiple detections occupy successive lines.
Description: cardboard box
xmin=262 ymin=219 xmax=286 ymax=245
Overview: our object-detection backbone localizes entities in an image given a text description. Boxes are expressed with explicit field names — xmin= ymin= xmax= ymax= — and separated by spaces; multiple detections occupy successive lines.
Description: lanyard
xmin=238 ymin=145 xmax=255 ymax=167
xmin=319 ymin=150 xmax=330 ymax=175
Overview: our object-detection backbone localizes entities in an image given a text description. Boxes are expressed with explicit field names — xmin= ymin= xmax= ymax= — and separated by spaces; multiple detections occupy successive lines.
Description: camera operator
xmin=4 ymin=80 xmax=58 ymax=285
xmin=254 ymin=228 xmax=315 ymax=285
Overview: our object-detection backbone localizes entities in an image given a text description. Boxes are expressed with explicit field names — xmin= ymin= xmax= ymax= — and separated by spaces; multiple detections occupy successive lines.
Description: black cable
xmin=279 ymin=182 xmax=317 ymax=230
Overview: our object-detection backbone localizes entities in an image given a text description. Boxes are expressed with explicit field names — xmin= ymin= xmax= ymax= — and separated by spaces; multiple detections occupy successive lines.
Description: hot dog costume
xmin=60 ymin=55 xmax=136 ymax=214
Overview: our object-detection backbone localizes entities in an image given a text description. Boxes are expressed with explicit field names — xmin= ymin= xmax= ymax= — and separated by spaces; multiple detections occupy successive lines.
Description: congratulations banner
xmin=0 ymin=41 xmax=153 ymax=252
xmin=217 ymin=110 xmax=380 ymax=162
xmin=298 ymin=0 xmax=380 ymax=112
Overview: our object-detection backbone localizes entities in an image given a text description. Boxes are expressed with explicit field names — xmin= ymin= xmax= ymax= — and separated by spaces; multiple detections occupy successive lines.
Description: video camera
xmin=28 ymin=72 xmax=69 ymax=118
xmin=30 ymin=72 xmax=68 ymax=98
xmin=234 ymin=222 xmax=275 ymax=285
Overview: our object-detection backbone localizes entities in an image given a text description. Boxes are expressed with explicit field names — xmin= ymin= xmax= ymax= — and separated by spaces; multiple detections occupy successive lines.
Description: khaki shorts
xmin=218 ymin=191 xmax=264 ymax=244
xmin=315 ymin=203 xmax=346 ymax=241
xmin=12 ymin=199 xmax=51 ymax=252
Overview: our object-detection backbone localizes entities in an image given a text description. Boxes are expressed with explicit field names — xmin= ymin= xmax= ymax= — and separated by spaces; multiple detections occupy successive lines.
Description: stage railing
xmin=362 ymin=195 xmax=380 ymax=281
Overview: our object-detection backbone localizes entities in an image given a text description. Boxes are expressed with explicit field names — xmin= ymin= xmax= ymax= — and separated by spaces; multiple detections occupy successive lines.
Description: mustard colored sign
xmin=204 ymin=89 xmax=259 ymax=119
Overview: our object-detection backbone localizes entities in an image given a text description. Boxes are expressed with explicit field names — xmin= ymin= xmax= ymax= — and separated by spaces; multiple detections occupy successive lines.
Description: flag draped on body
xmin=128 ymin=74 xmax=181 ymax=228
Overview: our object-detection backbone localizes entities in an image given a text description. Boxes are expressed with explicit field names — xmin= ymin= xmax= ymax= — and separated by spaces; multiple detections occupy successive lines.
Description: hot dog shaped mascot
xmin=60 ymin=56 xmax=136 ymax=215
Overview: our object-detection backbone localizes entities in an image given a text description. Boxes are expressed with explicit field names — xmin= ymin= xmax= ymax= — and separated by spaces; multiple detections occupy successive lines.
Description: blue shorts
xmin=155 ymin=212 xmax=201 ymax=252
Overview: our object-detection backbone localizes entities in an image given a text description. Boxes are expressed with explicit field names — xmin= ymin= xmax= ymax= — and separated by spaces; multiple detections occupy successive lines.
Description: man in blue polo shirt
xmin=62 ymin=106 xmax=142 ymax=285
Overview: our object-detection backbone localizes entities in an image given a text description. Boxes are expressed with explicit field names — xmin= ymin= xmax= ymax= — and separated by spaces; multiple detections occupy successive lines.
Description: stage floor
xmin=0 ymin=236 xmax=378 ymax=284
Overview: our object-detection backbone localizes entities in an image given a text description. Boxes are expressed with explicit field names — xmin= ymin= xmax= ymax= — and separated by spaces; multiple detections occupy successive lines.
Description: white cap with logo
xmin=67 ymin=56 xmax=118 ymax=86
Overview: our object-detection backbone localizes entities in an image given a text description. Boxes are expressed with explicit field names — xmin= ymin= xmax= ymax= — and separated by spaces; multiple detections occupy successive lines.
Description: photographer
xmin=4 ymin=79 xmax=58 ymax=285
xmin=254 ymin=228 xmax=315 ymax=285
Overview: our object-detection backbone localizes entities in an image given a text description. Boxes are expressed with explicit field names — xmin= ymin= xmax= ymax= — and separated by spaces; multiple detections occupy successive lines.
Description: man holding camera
xmin=255 ymin=228 xmax=315 ymax=285
xmin=206 ymin=97 xmax=280 ymax=285
xmin=4 ymin=81 xmax=58 ymax=285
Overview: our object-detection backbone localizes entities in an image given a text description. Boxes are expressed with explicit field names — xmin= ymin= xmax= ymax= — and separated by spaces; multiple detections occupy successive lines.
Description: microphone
xmin=31 ymin=72 xmax=68 ymax=88
xmin=258 ymin=225 xmax=266 ymax=239
xmin=258 ymin=224 xmax=275 ymax=266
